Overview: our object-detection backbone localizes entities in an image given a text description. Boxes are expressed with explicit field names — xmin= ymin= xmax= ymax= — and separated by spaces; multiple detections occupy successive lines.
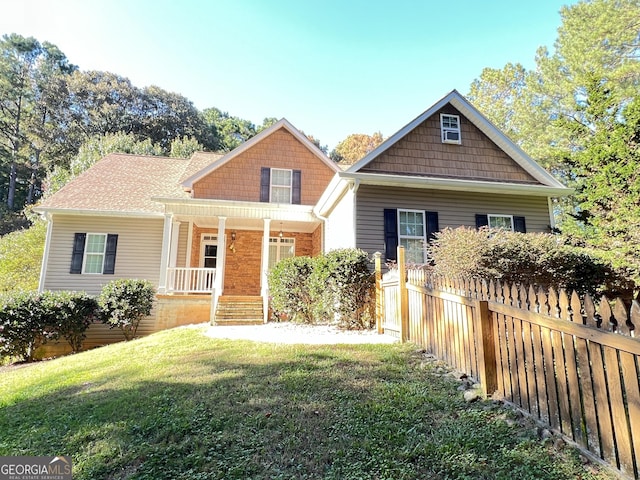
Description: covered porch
xmin=153 ymin=197 xmax=323 ymax=323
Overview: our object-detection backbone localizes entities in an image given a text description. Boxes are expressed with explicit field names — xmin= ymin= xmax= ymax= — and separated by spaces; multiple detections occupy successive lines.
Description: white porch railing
xmin=166 ymin=267 xmax=216 ymax=293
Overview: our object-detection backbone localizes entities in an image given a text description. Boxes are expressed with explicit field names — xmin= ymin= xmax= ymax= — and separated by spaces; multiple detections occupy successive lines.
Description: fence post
xmin=373 ymin=251 xmax=384 ymax=334
xmin=474 ymin=300 xmax=498 ymax=397
xmin=397 ymin=246 xmax=409 ymax=343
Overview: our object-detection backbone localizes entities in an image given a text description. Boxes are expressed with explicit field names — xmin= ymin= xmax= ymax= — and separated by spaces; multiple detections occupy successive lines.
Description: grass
xmin=0 ymin=326 xmax=615 ymax=480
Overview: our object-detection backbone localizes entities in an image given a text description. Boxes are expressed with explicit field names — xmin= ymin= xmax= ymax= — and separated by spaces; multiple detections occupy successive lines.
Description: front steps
xmin=213 ymin=296 xmax=264 ymax=325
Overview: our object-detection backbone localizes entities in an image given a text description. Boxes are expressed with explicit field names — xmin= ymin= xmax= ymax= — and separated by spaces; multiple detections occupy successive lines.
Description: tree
xmin=560 ymin=82 xmax=640 ymax=282
xmin=169 ymin=136 xmax=204 ymax=158
xmin=330 ymin=132 xmax=384 ymax=164
xmin=0 ymin=34 xmax=75 ymax=209
xmin=0 ymin=219 xmax=45 ymax=293
xmin=202 ymin=107 xmax=257 ymax=151
xmin=467 ymin=0 xmax=640 ymax=173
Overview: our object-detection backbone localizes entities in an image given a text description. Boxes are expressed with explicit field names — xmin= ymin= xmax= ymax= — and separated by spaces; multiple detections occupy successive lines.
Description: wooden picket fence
xmin=375 ymin=249 xmax=640 ymax=479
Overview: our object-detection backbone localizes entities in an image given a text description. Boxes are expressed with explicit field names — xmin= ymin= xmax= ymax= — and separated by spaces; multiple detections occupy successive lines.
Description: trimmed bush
xmin=0 ymin=291 xmax=54 ymax=362
xmin=268 ymin=249 xmax=374 ymax=329
xmin=98 ymin=279 xmax=155 ymax=341
xmin=45 ymin=291 xmax=98 ymax=352
xmin=319 ymin=249 xmax=375 ymax=329
xmin=428 ymin=227 xmax=634 ymax=298
xmin=0 ymin=291 xmax=98 ymax=362
xmin=268 ymin=256 xmax=316 ymax=323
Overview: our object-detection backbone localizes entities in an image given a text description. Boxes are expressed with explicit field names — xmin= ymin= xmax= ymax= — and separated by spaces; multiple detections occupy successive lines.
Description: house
xmin=315 ymin=90 xmax=571 ymax=264
xmin=34 ymin=91 xmax=571 ymax=350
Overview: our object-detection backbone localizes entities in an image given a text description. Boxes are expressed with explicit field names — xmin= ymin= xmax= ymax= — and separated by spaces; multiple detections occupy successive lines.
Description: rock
xmin=463 ymin=390 xmax=481 ymax=403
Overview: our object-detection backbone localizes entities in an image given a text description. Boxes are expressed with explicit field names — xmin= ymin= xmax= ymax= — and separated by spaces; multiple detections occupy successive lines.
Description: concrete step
xmin=214 ymin=296 xmax=264 ymax=325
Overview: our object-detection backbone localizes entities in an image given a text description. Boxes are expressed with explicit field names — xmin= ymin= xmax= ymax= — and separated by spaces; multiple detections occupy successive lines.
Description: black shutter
xmin=260 ymin=167 xmax=270 ymax=202
xmin=292 ymin=170 xmax=301 ymax=204
xmin=425 ymin=211 xmax=439 ymax=242
xmin=383 ymin=209 xmax=398 ymax=262
xmin=70 ymin=233 xmax=86 ymax=274
xmin=513 ymin=216 xmax=527 ymax=233
xmin=103 ymin=234 xmax=118 ymax=274
xmin=475 ymin=214 xmax=488 ymax=229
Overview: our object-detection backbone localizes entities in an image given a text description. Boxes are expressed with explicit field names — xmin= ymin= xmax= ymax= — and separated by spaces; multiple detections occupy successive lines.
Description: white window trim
xmin=200 ymin=234 xmax=218 ymax=268
xmin=488 ymin=214 xmax=514 ymax=231
xmin=268 ymin=236 xmax=295 ymax=268
xmin=398 ymin=209 xmax=427 ymax=263
xmin=82 ymin=232 xmax=107 ymax=274
xmin=270 ymin=168 xmax=293 ymax=204
xmin=440 ymin=113 xmax=461 ymax=144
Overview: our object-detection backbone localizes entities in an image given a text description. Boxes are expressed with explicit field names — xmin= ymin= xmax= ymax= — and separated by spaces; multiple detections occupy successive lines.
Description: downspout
xmin=38 ymin=212 xmax=53 ymax=293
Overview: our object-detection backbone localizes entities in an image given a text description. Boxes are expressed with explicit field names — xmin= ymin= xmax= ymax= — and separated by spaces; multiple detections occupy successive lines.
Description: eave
xmin=339 ymin=171 xmax=573 ymax=197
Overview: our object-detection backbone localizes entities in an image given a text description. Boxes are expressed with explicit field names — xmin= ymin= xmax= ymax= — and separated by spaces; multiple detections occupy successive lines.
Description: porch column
xmin=215 ymin=216 xmax=227 ymax=295
xmin=261 ymin=218 xmax=271 ymax=323
xmin=158 ymin=213 xmax=174 ymax=294
xmin=170 ymin=220 xmax=180 ymax=268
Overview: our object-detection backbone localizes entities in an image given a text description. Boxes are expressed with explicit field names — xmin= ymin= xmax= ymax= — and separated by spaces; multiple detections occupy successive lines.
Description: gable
xmin=359 ymin=104 xmax=538 ymax=184
xmin=191 ymin=128 xmax=337 ymax=205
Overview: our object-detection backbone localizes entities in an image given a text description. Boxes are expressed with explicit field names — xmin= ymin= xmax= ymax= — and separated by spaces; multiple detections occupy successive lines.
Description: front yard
xmin=0 ymin=326 xmax=614 ymax=479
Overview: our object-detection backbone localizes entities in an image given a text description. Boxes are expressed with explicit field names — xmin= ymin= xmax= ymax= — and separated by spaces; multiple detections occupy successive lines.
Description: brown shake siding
xmin=361 ymin=105 xmax=538 ymax=184
xmin=356 ymin=184 xmax=551 ymax=259
xmin=192 ymin=129 xmax=336 ymax=204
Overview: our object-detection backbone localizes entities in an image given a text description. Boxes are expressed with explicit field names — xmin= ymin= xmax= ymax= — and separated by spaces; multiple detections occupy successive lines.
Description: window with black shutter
xmin=70 ymin=232 xmax=118 ymax=274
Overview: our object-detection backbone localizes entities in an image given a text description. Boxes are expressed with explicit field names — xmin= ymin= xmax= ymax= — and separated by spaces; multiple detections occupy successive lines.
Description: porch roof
xmin=152 ymin=196 xmax=321 ymax=232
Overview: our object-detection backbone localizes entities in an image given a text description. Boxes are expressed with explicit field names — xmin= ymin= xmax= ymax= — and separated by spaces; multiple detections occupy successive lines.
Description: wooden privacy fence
xmin=375 ymin=248 xmax=640 ymax=479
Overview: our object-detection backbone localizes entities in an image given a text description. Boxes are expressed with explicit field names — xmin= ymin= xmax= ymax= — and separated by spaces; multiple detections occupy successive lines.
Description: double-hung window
xmin=70 ymin=232 xmax=118 ymax=274
xmin=398 ymin=209 xmax=427 ymax=264
xmin=260 ymin=167 xmax=301 ymax=204
xmin=475 ymin=214 xmax=526 ymax=233
xmin=270 ymin=168 xmax=292 ymax=203
xmin=441 ymin=114 xmax=461 ymax=144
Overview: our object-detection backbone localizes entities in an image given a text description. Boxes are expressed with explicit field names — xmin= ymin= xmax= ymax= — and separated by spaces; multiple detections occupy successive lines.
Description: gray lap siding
xmin=355 ymin=184 xmax=551 ymax=260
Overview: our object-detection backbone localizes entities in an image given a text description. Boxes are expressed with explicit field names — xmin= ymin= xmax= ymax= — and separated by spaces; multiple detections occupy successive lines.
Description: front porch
xmin=153 ymin=198 xmax=324 ymax=325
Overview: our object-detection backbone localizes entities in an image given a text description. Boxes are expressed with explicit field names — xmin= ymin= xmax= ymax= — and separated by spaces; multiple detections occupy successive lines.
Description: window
xmin=268 ymin=237 xmax=295 ymax=269
xmin=441 ymin=114 xmax=461 ymax=144
xmin=398 ymin=210 xmax=427 ymax=264
xmin=260 ymin=168 xmax=302 ymax=204
xmin=488 ymin=215 xmax=513 ymax=230
xmin=200 ymin=235 xmax=218 ymax=268
xmin=383 ymin=209 xmax=439 ymax=263
xmin=270 ymin=168 xmax=292 ymax=203
xmin=70 ymin=232 xmax=118 ymax=274
xmin=475 ymin=214 xmax=526 ymax=233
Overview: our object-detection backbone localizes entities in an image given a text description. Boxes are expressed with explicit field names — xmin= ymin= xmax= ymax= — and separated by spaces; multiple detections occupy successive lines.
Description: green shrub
xmin=0 ymin=291 xmax=98 ymax=362
xmin=98 ymin=279 xmax=155 ymax=341
xmin=268 ymin=256 xmax=316 ymax=323
xmin=428 ymin=227 xmax=633 ymax=298
xmin=268 ymin=249 xmax=374 ymax=329
xmin=45 ymin=291 xmax=98 ymax=352
xmin=0 ymin=291 xmax=55 ymax=362
xmin=319 ymin=249 xmax=375 ymax=329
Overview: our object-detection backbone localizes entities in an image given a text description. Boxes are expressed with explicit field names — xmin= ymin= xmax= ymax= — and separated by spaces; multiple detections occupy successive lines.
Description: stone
xmin=463 ymin=390 xmax=481 ymax=403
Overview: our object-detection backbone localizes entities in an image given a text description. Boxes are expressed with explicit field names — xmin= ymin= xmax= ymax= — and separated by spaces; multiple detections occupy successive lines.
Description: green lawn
xmin=0 ymin=326 xmax=614 ymax=480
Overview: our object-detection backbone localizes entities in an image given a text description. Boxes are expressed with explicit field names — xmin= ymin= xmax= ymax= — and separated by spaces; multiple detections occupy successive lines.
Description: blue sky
xmin=1 ymin=0 xmax=574 ymax=150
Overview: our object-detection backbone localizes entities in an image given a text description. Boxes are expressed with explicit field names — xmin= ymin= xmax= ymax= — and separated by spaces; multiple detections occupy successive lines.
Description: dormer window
xmin=441 ymin=114 xmax=461 ymax=144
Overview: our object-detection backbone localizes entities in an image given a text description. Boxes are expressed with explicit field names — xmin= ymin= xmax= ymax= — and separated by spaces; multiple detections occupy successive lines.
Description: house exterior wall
xmin=355 ymin=184 xmax=552 ymax=259
xmin=40 ymin=213 xmax=165 ymax=350
xmin=192 ymin=129 xmax=336 ymax=205
xmin=42 ymin=214 xmax=164 ymax=295
xmin=324 ymin=186 xmax=357 ymax=252
xmin=360 ymin=105 xmax=538 ymax=184
xmin=175 ymin=221 xmax=189 ymax=267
